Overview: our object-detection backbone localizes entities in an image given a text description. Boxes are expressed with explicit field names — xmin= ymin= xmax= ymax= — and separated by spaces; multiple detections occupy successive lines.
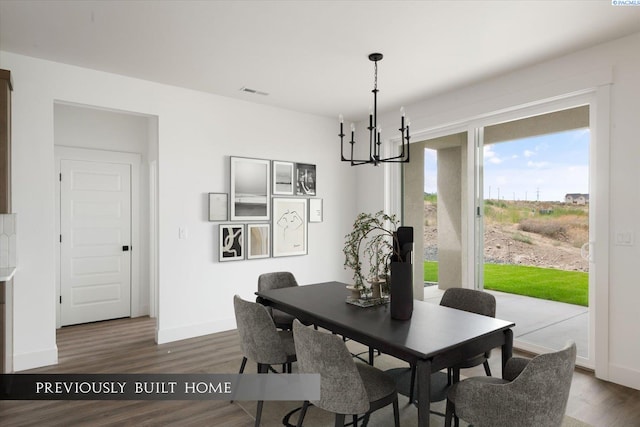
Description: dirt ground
xmin=423 ymin=203 xmax=589 ymax=272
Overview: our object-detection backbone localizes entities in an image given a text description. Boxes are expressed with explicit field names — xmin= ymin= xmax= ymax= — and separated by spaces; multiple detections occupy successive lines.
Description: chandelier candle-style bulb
xmin=339 ymin=52 xmax=410 ymax=166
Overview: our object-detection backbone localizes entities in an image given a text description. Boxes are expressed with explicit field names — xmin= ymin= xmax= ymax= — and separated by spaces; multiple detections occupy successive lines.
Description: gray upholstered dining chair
xmin=445 ymin=340 xmax=577 ymax=427
xmin=257 ymin=271 xmax=299 ymax=330
xmin=440 ymin=288 xmax=496 ymax=381
xmin=408 ymin=287 xmax=496 ymax=403
xmin=233 ymin=295 xmax=297 ymax=427
xmin=292 ymin=319 xmax=400 ymax=427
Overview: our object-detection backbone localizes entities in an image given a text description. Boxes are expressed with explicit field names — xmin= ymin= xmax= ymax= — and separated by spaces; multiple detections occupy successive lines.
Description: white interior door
xmin=60 ymin=159 xmax=131 ymax=326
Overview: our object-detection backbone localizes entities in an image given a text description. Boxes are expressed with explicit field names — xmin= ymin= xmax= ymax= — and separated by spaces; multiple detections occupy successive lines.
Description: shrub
xmin=512 ymin=232 xmax=532 ymax=245
xmin=519 ymin=219 xmax=567 ymax=240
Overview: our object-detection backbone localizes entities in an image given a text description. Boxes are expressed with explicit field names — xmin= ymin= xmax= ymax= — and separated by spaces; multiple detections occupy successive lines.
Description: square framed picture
xmin=219 ymin=224 xmax=244 ymax=262
xmin=296 ymin=163 xmax=316 ymax=196
xmin=309 ymin=198 xmax=323 ymax=223
xmin=208 ymin=193 xmax=228 ymax=221
xmin=273 ymin=198 xmax=307 ymax=257
xmin=247 ymin=223 xmax=270 ymax=259
xmin=230 ymin=157 xmax=270 ymax=221
xmin=272 ymin=160 xmax=295 ymax=195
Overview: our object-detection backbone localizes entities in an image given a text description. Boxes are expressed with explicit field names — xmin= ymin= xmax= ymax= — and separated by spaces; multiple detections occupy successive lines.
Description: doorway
xmin=401 ymin=95 xmax=604 ymax=370
xmin=54 ymin=103 xmax=157 ymax=329
xmin=480 ymin=107 xmax=590 ymax=361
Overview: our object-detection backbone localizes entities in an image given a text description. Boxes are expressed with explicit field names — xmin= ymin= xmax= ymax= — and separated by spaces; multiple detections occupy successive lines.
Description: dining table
xmin=256 ymin=281 xmax=515 ymax=427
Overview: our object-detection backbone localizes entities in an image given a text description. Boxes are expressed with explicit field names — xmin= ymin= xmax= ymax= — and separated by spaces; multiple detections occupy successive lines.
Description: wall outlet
xmin=178 ymin=227 xmax=188 ymax=240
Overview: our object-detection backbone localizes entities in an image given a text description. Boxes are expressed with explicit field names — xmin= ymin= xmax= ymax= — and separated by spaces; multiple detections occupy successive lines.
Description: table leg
xmin=501 ymin=328 xmax=514 ymax=379
xmin=416 ymin=358 xmax=431 ymax=427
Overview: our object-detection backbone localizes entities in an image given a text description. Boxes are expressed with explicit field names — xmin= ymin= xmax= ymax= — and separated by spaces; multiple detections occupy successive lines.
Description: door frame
xmin=392 ymin=86 xmax=610 ymax=375
xmin=55 ymin=146 xmax=142 ymax=328
xmin=470 ymin=93 xmax=602 ymax=370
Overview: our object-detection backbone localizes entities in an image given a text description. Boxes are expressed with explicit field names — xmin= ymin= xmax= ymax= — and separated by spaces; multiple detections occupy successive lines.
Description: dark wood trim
xmin=0 ymin=68 xmax=12 ymax=214
xmin=0 ymin=69 xmax=12 ymax=375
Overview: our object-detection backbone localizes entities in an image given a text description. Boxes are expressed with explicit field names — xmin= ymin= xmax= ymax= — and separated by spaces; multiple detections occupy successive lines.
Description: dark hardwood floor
xmin=1 ymin=317 xmax=639 ymax=426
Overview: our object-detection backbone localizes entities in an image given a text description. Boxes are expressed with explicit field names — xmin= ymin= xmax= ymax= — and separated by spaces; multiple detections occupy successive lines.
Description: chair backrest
xmin=233 ymin=295 xmax=288 ymax=365
xmin=258 ymin=271 xmax=299 ymax=292
xmin=292 ymin=320 xmax=369 ymax=415
xmin=507 ymin=341 xmax=577 ymax=426
xmin=440 ymin=287 xmax=496 ymax=318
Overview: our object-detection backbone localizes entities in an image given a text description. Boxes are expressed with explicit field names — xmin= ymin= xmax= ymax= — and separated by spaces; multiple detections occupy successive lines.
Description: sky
xmin=424 ymin=128 xmax=590 ymax=202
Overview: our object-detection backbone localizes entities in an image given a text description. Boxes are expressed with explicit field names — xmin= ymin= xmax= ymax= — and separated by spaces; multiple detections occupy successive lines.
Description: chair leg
xmin=483 ymin=360 xmax=492 ymax=376
xmin=335 ymin=413 xmax=345 ymax=427
xmin=231 ymin=357 xmax=248 ymax=404
xmin=368 ymin=347 xmax=374 ymax=365
xmin=255 ymin=400 xmax=264 ymax=427
xmin=393 ymin=395 xmax=400 ymax=427
xmin=255 ymin=363 xmax=269 ymax=427
xmin=445 ymin=398 xmax=454 ymax=427
xmin=409 ymin=363 xmax=416 ymax=403
xmin=453 ymin=367 xmax=461 ymax=384
xmin=355 ymin=414 xmax=361 ymax=426
xmin=297 ymin=401 xmax=310 ymax=427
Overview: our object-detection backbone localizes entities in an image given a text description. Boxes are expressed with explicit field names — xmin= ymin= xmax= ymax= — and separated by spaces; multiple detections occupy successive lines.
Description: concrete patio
xmin=423 ymin=285 xmax=589 ymax=359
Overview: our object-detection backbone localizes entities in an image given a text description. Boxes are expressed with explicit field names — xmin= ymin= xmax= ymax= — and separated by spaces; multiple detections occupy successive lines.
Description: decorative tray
xmin=346 ymin=295 xmax=390 ymax=307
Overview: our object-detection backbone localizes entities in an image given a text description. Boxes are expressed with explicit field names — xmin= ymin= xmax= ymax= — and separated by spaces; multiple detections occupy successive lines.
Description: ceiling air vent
xmin=239 ymin=87 xmax=269 ymax=96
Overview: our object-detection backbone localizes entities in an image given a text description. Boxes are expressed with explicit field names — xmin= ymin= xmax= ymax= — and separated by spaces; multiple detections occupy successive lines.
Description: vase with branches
xmin=343 ymin=211 xmax=401 ymax=294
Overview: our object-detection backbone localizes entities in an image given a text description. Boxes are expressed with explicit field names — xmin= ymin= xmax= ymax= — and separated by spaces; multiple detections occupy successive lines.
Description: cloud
xmin=484 ymin=145 xmax=503 ymax=164
xmin=524 ymin=150 xmax=535 ymax=157
xmin=527 ymin=160 xmax=550 ymax=169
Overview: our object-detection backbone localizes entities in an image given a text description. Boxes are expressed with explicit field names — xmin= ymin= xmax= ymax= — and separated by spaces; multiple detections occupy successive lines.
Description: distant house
xmin=565 ymin=193 xmax=589 ymax=205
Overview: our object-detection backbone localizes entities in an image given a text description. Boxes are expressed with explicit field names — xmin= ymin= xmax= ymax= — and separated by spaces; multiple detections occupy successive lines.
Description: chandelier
xmin=339 ymin=53 xmax=410 ymax=166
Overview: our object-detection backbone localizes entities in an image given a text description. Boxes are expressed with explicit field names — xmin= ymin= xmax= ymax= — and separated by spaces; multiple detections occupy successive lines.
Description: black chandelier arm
xmin=340 ymin=130 xmax=411 ymax=165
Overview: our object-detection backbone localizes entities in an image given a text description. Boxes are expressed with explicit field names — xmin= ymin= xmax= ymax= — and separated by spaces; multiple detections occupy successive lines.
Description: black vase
xmin=390 ymin=261 xmax=413 ymax=320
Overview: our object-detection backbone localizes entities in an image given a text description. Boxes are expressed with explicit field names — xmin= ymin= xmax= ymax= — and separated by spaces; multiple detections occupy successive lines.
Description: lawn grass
xmin=423 ymin=261 xmax=588 ymax=306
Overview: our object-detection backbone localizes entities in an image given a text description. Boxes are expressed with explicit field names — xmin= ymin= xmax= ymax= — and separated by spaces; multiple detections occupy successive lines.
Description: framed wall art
xmin=208 ymin=193 xmax=228 ymax=221
xmin=272 ymin=197 xmax=307 ymax=257
xmin=247 ymin=223 xmax=270 ymax=259
xmin=296 ymin=163 xmax=316 ymax=196
xmin=219 ymin=224 xmax=244 ymax=262
xmin=309 ymin=198 xmax=323 ymax=223
xmin=272 ymin=160 xmax=295 ymax=195
xmin=230 ymin=156 xmax=270 ymax=221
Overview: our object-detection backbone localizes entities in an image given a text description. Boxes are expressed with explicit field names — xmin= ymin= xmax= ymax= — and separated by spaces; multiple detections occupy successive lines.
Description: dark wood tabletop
xmin=256 ymin=281 xmax=515 ymax=426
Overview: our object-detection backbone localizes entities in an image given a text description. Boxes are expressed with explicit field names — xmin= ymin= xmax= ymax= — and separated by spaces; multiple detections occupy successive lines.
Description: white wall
xmin=360 ymin=32 xmax=640 ymax=390
xmin=0 ymin=52 xmax=356 ymax=370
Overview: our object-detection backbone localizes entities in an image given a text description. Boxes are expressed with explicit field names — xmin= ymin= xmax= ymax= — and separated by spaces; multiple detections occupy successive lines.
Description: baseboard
xmin=13 ymin=346 xmax=58 ymax=372
xmin=608 ymin=363 xmax=640 ymax=391
xmin=155 ymin=318 xmax=236 ymax=344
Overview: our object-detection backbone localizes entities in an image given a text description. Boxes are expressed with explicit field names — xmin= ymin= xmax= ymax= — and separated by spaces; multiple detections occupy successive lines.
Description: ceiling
xmin=1 ymin=1 xmax=640 ymax=120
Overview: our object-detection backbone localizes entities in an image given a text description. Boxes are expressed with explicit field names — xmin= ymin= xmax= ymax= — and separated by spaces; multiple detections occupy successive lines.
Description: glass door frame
xmin=392 ymin=88 xmax=610 ymax=371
